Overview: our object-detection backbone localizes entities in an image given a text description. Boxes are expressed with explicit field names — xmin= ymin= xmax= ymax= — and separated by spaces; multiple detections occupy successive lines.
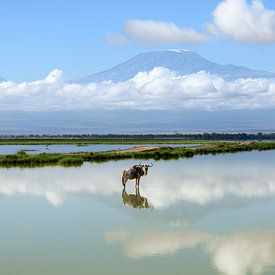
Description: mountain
xmin=0 ymin=77 xmax=5 ymax=82
xmin=76 ymin=49 xmax=275 ymax=83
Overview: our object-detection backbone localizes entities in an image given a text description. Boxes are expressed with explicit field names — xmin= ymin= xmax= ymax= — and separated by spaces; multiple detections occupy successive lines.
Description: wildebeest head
xmin=138 ymin=162 xmax=153 ymax=176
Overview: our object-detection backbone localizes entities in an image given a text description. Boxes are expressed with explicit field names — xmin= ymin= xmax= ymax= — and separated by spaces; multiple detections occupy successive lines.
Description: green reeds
xmin=0 ymin=142 xmax=274 ymax=168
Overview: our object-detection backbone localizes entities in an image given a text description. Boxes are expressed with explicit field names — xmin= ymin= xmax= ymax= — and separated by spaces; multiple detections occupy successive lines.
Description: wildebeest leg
xmin=137 ymin=177 xmax=140 ymax=188
xmin=136 ymin=185 xmax=140 ymax=196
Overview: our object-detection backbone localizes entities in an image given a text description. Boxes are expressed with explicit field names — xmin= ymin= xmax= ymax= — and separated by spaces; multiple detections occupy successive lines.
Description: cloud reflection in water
xmin=105 ymin=228 xmax=275 ymax=275
xmin=0 ymin=157 xmax=275 ymax=209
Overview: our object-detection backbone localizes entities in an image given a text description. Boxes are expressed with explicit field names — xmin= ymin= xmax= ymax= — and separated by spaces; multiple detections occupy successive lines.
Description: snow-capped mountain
xmin=0 ymin=76 xmax=5 ymax=82
xmin=76 ymin=49 xmax=275 ymax=83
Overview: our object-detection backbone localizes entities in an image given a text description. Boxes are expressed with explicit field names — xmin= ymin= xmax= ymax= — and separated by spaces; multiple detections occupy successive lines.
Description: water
xmin=0 ymin=143 xmax=198 ymax=155
xmin=0 ymin=150 xmax=275 ymax=274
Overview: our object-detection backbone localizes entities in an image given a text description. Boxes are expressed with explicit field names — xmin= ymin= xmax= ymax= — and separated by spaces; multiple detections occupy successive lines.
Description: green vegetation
xmin=57 ymin=157 xmax=84 ymax=167
xmin=1 ymin=132 xmax=275 ymax=145
xmin=0 ymin=142 xmax=275 ymax=168
xmin=0 ymin=138 xmax=213 ymax=145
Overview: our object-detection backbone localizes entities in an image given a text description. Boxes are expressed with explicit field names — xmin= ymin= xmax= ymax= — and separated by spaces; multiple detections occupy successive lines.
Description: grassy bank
xmin=0 ymin=142 xmax=275 ymax=168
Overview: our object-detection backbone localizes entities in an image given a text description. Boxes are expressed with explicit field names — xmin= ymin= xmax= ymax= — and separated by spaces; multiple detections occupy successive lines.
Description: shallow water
xmin=1 ymin=150 xmax=275 ymax=274
xmin=0 ymin=143 xmax=198 ymax=155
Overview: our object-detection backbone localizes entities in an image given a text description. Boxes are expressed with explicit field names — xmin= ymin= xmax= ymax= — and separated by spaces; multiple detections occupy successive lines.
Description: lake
xmin=0 ymin=150 xmax=275 ymax=274
xmin=0 ymin=143 xmax=198 ymax=155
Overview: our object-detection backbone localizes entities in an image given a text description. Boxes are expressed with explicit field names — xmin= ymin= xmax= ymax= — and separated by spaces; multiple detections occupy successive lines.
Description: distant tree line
xmin=1 ymin=132 xmax=275 ymax=141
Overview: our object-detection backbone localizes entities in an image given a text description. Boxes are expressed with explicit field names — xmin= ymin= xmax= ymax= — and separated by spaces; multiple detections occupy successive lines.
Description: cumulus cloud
xmin=208 ymin=0 xmax=275 ymax=43
xmin=106 ymin=19 xmax=207 ymax=45
xmin=106 ymin=1 xmax=275 ymax=44
xmin=1 ymin=67 xmax=275 ymax=111
xmin=123 ymin=19 xmax=207 ymax=44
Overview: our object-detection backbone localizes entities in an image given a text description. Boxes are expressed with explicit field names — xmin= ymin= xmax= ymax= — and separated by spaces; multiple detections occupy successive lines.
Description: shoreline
xmin=0 ymin=139 xmax=215 ymax=145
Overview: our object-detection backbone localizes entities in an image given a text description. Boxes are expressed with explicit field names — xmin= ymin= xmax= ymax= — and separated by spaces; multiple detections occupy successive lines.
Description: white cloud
xmin=105 ymin=32 xmax=129 ymax=46
xmin=123 ymin=19 xmax=207 ymax=44
xmin=208 ymin=0 xmax=275 ymax=43
xmin=106 ymin=1 xmax=275 ymax=45
xmin=1 ymin=67 xmax=275 ymax=111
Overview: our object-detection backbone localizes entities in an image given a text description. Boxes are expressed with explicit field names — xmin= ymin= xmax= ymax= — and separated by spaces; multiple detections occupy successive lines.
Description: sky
xmin=1 ymin=0 xmax=275 ymax=82
xmin=2 ymin=0 xmax=275 ymax=129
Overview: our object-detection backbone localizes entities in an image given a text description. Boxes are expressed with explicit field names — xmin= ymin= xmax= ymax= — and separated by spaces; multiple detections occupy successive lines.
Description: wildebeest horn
xmin=148 ymin=163 xmax=153 ymax=167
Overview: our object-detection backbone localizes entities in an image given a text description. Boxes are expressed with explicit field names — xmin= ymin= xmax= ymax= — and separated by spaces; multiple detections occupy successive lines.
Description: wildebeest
xmin=122 ymin=163 xmax=153 ymax=188
xmin=122 ymin=187 xmax=149 ymax=209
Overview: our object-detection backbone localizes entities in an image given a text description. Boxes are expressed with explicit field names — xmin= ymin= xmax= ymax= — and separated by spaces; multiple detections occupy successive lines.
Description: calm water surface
xmin=0 ymin=143 xmax=198 ymax=155
xmin=1 ymin=151 xmax=275 ymax=274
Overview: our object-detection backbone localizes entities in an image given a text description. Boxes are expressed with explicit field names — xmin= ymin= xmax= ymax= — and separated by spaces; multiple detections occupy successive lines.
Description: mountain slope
xmin=76 ymin=49 xmax=275 ymax=83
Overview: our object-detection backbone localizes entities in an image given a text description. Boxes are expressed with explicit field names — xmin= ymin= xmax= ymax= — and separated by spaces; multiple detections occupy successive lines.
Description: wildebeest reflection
xmin=122 ymin=187 xmax=149 ymax=209
xmin=122 ymin=163 xmax=153 ymax=188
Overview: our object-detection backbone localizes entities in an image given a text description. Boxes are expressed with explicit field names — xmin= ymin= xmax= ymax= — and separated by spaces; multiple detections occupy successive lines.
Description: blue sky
xmin=1 ymin=0 xmax=275 ymax=82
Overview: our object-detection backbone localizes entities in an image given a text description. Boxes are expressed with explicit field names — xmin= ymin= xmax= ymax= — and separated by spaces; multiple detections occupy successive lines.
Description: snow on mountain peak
xmin=165 ymin=49 xmax=191 ymax=53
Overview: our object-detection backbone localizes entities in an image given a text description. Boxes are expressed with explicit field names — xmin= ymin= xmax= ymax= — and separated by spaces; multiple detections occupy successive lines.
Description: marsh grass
xmin=0 ymin=142 xmax=275 ymax=168
xmin=57 ymin=157 xmax=84 ymax=167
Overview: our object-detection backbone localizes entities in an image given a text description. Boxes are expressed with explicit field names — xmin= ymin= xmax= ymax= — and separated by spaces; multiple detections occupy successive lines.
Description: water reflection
xmin=122 ymin=187 xmax=149 ymax=209
xmin=1 ymin=151 xmax=275 ymax=274
xmin=0 ymin=153 xmax=275 ymax=213
xmin=105 ymin=228 xmax=275 ymax=275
